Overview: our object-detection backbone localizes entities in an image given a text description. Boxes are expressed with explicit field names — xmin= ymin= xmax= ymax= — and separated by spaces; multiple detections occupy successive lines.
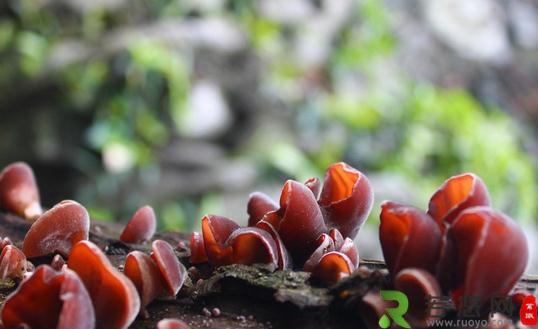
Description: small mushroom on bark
xmin=303 ymin=233 xmax=335 ymax=272
xmin=124 ymin=251 xmax=164 ymax=307
xmin=151 ymin=240 xmax=186 ymax=297
xmin=272 ymin=180 xmax=327 ymax=264
xmin=303 ymin=228 xmax=360 ymax=285
xmin=189 ymin=232 xmax=208 ymax=264
xmin=358 ymin=291 xmax=387 ymax=329
xmin=311 ymin=251 xmax=355 ymax=285
xmin=438 ymin=206 xmax=528 ymax=309
xmin=247 ymin=192 xmax=278 ymax=227
xmin=23 ymin=200 xmax=90 ymax=258
xmin=201 ymin=215 xmax=239 ymax=266
xmin=125 ymin=241 xmax=187 ymax=308
xmin=226 ymin=227 xmax=279 ymax=267
xmin=0 ymin=245 xmax=28 ymax=280
xmin=119 ymin=205 xmax=156 ymax=244
xmin=319 ymin=162 xmax=373 ymax=240
xmin=394 ymin=268 xmax=442 ymax=328
xmin=68 ymin=240 xmax=140 ymax=329
xmin=0 ymin=162 xmax=42 ymax=220
xmin=379 ymin=201 xmax=441 ymax=276
xmin=428 ymin=173 xmax=490 ymax=228
xmin=255 ymin=219 xmax=292 ymax=269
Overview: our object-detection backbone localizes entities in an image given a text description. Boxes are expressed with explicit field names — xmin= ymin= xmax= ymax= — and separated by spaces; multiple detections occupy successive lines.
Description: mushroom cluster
xmin=0 ymin=162 xmax=191 ymax=329
xmin=190 ymin=162 xmax=373 ymax=284
xmin=0 ymin=160 xmax=533 ymax=328
xmin=378 ymin=173 xmax=529 ymax=327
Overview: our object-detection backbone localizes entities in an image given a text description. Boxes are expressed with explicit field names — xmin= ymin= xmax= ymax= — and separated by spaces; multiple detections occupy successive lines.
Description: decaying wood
xmin=0 ymin=212 xmax=536 ymax=329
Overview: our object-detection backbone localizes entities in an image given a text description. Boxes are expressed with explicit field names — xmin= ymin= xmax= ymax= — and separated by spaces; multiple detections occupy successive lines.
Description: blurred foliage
xmin=0 ymin=0 xmax=536 ymax=229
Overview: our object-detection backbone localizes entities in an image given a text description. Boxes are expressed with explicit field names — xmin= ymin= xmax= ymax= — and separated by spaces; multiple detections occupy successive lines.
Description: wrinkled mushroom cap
xmin=23 ymin=200 xmax=90 ymax=258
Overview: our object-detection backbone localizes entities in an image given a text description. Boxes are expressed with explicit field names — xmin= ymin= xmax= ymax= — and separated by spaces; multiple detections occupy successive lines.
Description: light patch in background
xmin=425 ymin=0 xmax=511 ymax=64
xmin=103 ymin=142 xmax=135 ymax=173
xmin=180 ymin=80 xmax=232 ymax=139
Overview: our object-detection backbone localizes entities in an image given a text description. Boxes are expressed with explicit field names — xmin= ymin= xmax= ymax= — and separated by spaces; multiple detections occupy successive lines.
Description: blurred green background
xmin=1 ymin=0 xmax=538 ymax=241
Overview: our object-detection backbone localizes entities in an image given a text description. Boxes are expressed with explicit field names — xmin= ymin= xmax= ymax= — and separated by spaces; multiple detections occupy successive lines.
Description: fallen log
xmin=0 ymin=213 xmax=536 ymax=329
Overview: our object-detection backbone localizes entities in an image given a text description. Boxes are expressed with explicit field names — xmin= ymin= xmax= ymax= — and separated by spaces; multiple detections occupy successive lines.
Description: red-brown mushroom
xmin=0 ymin=162 xmax=42 ymax=220
xmin=189 ymin=232 xmax=208 ymax=264
xmin=201 ymin=215 xmax=239 ymax=266
xmin=247 ymin=192 xmax=278 ymax=227
xmin=428 ymin=173 xmax=490 ymax=228
xmin=226 ymin=227 xmax=279 ymax=267
xmin=303 ymin=233 xmax=334 ymax=272
xmin=119 ymin=205 xmax=157 ymax=244
xmin=379 ymin=201 xmax=441 ymax=276
xmin=68 ymin=240 xmax=140 ymax=329
xmin=125 ymin=240 xmax=187 ymax=309
xmin=1 ymin=265 xmax=95 ymax=329
xmin=0 ymin=245 xmax=28 ymax=280
xmin=151 ymin=240 xmax=186 ymax=296
xmin=394 ymin=268 xmax=443 ymax=328
xmin=156 ymin=318 xmax=190 ymax=329
xmin=319 ymin=162 xmax=373 ymax=239
xmin=311 ymin=251 xmax=354 ymax=285
xmin=273 ymin=180 xmax=327 ymax=264
xmin=438 ymin=206 xmax=528 ymax=309
xmin=23 ymin=200 xmax=90 ymax=258
xmin=124 ymin=251 xmax=164 ymax=307
xmin=255 ymin=219 xmax=291 ymax=269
